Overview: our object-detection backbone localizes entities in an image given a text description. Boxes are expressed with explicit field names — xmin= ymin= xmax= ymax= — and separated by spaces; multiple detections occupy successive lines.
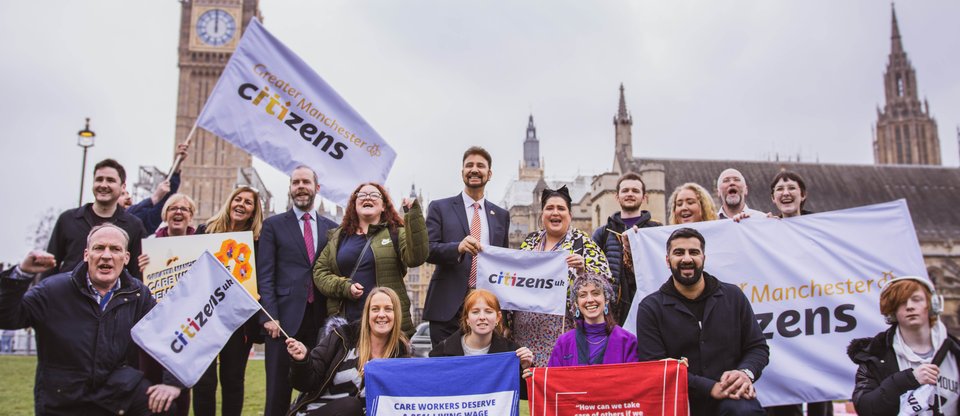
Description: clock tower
xmin=174 ymin=0 xmax=263 ymax=220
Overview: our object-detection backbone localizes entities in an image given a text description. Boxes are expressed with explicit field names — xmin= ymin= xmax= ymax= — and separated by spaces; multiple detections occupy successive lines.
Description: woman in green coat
xmin=314 ymin=182 xmax=428 ymax=337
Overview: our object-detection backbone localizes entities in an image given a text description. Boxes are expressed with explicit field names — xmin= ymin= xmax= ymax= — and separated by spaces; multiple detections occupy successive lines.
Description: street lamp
xmin=77 ymin=118 xmax=95 ymax=207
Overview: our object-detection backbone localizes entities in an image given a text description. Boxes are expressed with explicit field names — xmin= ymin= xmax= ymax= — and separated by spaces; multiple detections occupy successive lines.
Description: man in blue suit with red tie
xmin=257 ymin=166 xmax=338 ymax=416
xmin=424 ymin=147 xmax=510 ymax=346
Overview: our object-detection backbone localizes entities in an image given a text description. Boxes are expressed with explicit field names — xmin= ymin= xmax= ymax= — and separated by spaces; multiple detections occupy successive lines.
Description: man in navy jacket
xmin=636 ymin=227 xmax=768 ymax=416
xmin=0 ymin=224 xmax=182 ymax=415
xmin=424 ymin=147 xmax=509 ymax=346
xmin=256 ymin=166 xmax=337 ymax=416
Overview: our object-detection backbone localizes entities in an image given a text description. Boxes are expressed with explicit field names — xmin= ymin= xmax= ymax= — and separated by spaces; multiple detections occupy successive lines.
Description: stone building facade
xmin=501 ymin=6 xmax=960 ymax=332
xmin=873 ymin=7 xmax=941 ymax=166
xmin=173 ymin=0 xmax=271 ymax=221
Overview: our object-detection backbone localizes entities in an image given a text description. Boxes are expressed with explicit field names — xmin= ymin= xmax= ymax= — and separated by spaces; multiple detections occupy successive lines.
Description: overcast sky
xmin=1 ymin=1 xmax=958 ymax=262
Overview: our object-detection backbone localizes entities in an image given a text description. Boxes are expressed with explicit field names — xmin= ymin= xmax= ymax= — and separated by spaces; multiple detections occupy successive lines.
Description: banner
xmin=526 ymin=360 xmax=688 ymax=416
xmin=142 ymin=231 xmax=258 ymax=300
xmin=477 ymin=246 xmax=569 ymax=315
xmin=196 ymin=18 xmax=396 ymax=206
xmin=365 ymin=353 xmax=520 ymax=416
xmin=625 ymin=200 xmax=927 ymax=406
xmin=131 ymin=251 xmax=262 ymax=387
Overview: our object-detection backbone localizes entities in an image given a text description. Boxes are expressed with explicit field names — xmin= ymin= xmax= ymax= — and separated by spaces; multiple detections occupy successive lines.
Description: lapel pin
xmin=490 ymin=210 xmax=495 ymax=216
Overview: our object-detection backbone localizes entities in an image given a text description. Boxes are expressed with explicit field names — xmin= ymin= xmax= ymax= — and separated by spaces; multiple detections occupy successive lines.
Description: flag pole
xmin=224 ymin=256 xmax=294 ymax=340
xmin=166 ymin=120 xmax=200 ymax=178
xmin=257 ymin=305 xmax=292 ymax=340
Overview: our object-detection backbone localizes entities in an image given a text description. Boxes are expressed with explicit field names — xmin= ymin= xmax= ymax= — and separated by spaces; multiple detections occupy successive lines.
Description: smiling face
xmin=92 ymin=167 xmax=124 ymax=206
xmin=673 ymin=188 xmax=704 ymax=224
xmin=466 ymin=297 xmax=500 ymax=337
xmin=84 ymin=226 xmax=130 ymax=291
xmin=462 ymin=154 xmax=492 ymax=190
xmin=541 ymin=196 xmax=571 ymax=238
xmin=164 ymin=199 xmax=194 ymax=235
xmin=617 ymin=179 xmax=645 ymax=212
xmin=367 ymin=292 xmax=396 ymax=338
xmin=119 ymin=190 xmax=133 ymax=209
xmin=354 ymin=184 xmax=385 ymax=222
xmin=666 ymin=237 xmax=705 ymax=288
xmin=772 ymin=178 xmax=805 ymax=217
xmin=717 ymin=169 xmax=747 ymax=210
xmin=289 ymin=167 xmax=319 ymax=211
xmin=576 ymin=282 xmax=607 ymax=324
xmin=229 ymin=191 xmax=256 ymax=226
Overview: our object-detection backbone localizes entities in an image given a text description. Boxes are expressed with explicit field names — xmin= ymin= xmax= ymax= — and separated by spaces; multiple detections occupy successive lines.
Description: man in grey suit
xmin=257 ymin=166 xmax=338 ymax=416
xmin=424 ymin=147 xmax=510 ymax=346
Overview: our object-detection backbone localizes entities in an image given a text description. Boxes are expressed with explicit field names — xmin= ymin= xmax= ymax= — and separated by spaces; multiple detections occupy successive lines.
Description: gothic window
xmin=895 ymin=126 xmax=903 ymax=161
xmin=896 ymin=74 xmax=904 ymax=97
xmin=904 ymin=126 xmax=912 ymax=162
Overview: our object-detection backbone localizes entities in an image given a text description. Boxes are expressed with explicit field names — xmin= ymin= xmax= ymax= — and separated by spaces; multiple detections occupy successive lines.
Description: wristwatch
xmin=739 ymin=369 xmax=755 ymax=382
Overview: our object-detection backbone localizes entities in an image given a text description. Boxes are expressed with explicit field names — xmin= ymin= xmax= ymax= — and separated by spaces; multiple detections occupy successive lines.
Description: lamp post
xmin=77 ymin=118 xmax=96 ymax=207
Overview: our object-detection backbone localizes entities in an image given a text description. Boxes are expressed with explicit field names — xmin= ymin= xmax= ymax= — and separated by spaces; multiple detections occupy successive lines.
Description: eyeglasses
xmin=167 ymin=206 xmax=193 ymax=213
xmin=356 ymin=192 xmax=383 ymax=200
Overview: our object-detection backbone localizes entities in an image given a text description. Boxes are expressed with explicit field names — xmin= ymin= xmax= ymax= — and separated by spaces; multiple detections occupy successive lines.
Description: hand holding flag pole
xmin=166 ymin=121 xmax=199 ymax=178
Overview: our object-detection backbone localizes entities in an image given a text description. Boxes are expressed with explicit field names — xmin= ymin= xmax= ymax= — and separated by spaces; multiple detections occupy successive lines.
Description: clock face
xmin=196 ymin=9 xmax=236 ymax=47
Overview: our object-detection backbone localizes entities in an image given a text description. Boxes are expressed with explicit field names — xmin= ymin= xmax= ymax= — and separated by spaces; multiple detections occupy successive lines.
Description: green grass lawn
xmin=0 ymin=356 xmax=531 ymax=416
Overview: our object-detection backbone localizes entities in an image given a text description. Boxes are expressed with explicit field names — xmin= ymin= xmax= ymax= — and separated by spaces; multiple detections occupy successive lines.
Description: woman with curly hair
xmin=509 ymin=186 xmax=612 ymax=367
xmin=314 ymin=182 xmax=428 ymax=337
xmin=667 ymin=182 xmax=718 ymax=225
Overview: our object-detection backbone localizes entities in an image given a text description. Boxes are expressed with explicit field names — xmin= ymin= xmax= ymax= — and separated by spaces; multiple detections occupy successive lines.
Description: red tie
xmin=302 ymin=213 xmax=315 ymax=303
xmin=469 ymin=202 xmax=481 ymax=288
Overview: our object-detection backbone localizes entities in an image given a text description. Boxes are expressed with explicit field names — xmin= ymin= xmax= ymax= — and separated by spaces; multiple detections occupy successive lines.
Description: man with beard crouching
xmin=635 ymin=227 xmax=768 ymax=416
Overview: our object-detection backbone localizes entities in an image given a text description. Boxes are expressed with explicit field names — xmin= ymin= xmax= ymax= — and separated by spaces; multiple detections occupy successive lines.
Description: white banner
xmin=132 ymin=251 xmax=262 ymax=387
xmin=142 ymin=231 xmax=258 ymax=300
xmin=196 ymin=18 xmax=396 ymax=206
xmin=625 ymin=200 xmax=928 ymax=406
xmin=477 ymin=246 xmax=569 ymax=316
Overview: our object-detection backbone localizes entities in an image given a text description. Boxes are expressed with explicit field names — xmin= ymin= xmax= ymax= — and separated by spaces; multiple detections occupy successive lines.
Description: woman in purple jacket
xmin=547 ymin=272 xmax=638 ymax=366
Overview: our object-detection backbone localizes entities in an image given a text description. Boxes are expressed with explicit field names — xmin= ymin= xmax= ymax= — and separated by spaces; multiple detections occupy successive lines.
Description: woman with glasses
xmin=193 ymin=186 xmax=264 ymax=416
xmin=134 ymin=193 xmax=198 ymax=416
xmin=314 ymin=182 xmax=428 ymax=337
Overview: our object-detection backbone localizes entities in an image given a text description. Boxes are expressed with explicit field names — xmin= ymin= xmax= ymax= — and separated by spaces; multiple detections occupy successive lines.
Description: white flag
xmin=625 ymin=200 xmax=927 ymax=406
xmin=196 ymin=18 xmax=396 ymax=206
xmin=477 ymin=246 xmax=568 ymax=315
xmin=131 ymin=251 xmax=262 ymax=387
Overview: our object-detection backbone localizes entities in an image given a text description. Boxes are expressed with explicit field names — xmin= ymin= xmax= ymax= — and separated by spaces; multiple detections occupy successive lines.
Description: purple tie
xmin=302 ymin=212 xmax=315 ymax=303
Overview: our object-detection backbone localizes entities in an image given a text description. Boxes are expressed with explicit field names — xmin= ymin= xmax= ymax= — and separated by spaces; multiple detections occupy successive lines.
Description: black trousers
xmin=264 ymin=299 xmax=325 ymax=416
xmin=766 ymin=402 xmax=834 ymax=416
xmin=192 ymin=327 xmax=252 ymax=416
xmin=301 ymin=396 xmax=364 ymax=416
xmin=429 ymin=309 xmax=462 ymax=348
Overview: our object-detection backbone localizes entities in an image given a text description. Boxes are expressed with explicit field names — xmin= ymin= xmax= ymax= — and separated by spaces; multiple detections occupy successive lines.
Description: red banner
xmin=526 ymin=360 xmax=688 ymax=416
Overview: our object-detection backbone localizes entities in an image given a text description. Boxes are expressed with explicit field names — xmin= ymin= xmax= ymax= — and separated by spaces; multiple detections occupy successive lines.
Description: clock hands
xmin=214 ymin=10 xmax=220 ymax=33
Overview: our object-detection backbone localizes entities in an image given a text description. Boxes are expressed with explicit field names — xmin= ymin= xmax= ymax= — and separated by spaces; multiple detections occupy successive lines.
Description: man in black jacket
xmin=592 ymin=172 xmax=661 ymax=324
xmin=636 ymin=227 xmax=768 ymax=416
xmin=0 ymin=224 xmax=182 ymax=415
xmin=45 ymin=158 xmax=147 ymax=279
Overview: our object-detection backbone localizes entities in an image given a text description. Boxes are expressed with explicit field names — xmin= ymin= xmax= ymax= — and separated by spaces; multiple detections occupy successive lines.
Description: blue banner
xmin=365 ymin=353 xmax=520 ymax=416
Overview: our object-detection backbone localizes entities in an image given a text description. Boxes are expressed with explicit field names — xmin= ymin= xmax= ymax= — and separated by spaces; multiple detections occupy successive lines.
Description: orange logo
xmin=214 ymin=239 xmax=253 ymax=283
